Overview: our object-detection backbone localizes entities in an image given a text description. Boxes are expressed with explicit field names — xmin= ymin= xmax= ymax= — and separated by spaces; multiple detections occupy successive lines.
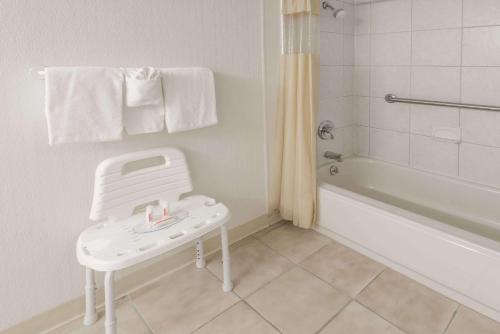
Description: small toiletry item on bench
xmin=123 ymin=67 xmax=165 ymax=135
xmin=161 ymin=68 xmax=217 ymax=133
xmin=45 ymin=67 xmax=124 ymax=144
xmin=135 ymin=201 xmax=188 ymax=233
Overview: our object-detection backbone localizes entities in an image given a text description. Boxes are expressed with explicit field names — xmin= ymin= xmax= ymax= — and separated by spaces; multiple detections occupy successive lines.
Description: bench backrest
xmin=89 ymin=147 xmax=192 ymax=221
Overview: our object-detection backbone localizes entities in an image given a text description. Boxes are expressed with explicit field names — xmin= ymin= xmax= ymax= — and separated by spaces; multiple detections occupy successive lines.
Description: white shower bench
xmin=76 ymin=148 xmax=232 ymax=334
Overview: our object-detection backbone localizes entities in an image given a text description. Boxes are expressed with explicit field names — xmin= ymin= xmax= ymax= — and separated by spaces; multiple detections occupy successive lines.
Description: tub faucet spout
xmin=324 ymin=151 xmax=343 ymax=162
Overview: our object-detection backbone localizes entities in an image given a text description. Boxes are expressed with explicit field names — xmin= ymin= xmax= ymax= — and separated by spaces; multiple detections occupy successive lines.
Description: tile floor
xmin=50 ymin=222 xmax=500 ymax=334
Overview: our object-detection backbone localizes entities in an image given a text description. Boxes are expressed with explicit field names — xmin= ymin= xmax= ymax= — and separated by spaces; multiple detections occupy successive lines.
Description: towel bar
xmin=30 ymin=67 xmax=46 ymax=80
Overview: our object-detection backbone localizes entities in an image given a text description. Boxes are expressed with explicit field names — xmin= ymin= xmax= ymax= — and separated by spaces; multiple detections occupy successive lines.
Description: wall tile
xmin=354 ymin=66 xmax=370 ymax=96
xmin=321 ymin=32 xmax=343 ymax=66
xmin=410 ymin=105 xmax=460 ymax=137
xmin=411 ymin=134 xmax=459 ymax=176
xmin=343 ymin=66 xmax=354 ymax=96
xmin=343 ymin=35 xmax=354 ymax=66
xmin=340 ymin=126 xmax=355 ymax=156
xmin=320 ymin=66 xmax=344 ymax=99
xmin=370 ymin=66 xmax=410 ymax=98
xmin=370 ymin=128 xmax=409 ymax=165
xmin=348 ymin=0 xmax=500 ymax=189
xmin=354 ymin=3 xmax=371 ymax=35
xmin=371 ymin=0 xmax=411 ymax=33
xmin=412 ymin=29 xmax=461 ymax=66
xmin=343 ymin=2 xmax=355 ymax=35
xmin=355 ymin=126 xmax=370 ymax=156
xmin=460 ymin=143 xmax=500 ymax=188
xmin=371 ymin=32 xmax=411 ymax=66
xmin=413 ymin=0 xmax=462 ymax=30
xmin=320 ymin=97 xmax=353 ymax=128
xmin=411 ymin=67 xmax=460 ymax=100
xmin=463 ymin=27 xmax=500 ymax=66
xmin=354 ymin=96 xmax=370 ymax=126
xmin=462 ymin=110 xmax=500 ymax=147
xmin=462 ymin=67 xmax=500 ymax=105
xmin=354 ymin=34 xmax=370 ymax=66
xmin=463 ymin=0 xmax=500 ymax=27
xmin=370 ymin=97 xmax=410 ymax=132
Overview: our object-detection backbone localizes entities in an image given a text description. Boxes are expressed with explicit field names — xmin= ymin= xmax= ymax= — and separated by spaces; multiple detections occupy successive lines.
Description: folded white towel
xmin=123 ymin=67 xmax=165 ymax=135
xmin=125 ymin=67 xmax=163 ymax=107
xmin=45 ymin=67 xmax=123 ymax=145
xmin=161 ymin=68 xmax=217 ymax=133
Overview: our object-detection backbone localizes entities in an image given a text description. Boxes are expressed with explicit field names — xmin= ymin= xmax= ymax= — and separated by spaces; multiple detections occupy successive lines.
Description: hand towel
xmin=123 ymin=67 xmax=165 ymax=135
xmin=45 ymin=67 xmax=123 ymax=145
xmin=161 ymin=68 xmax=217 ymax=133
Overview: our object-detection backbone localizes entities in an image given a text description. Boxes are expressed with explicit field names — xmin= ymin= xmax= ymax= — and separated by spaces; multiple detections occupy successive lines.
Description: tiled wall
xmin=318 ymin=0 xmax=355 ymax=165
xmin=352 ymin=0 xmax=500 ymax=188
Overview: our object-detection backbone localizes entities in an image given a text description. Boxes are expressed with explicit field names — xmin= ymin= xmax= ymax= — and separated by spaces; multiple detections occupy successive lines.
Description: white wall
xmin=353 ymin=0 xmax=500 ymax=188
xmin=0 ymin=0 xmax=270 ymax=330
xmin=318 ymin=0 xmax=356 ymax=166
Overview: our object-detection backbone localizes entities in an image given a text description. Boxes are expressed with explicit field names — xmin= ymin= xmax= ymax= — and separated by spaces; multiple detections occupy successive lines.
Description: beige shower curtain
xmin=270 ymin=0 xmax=319 ymax=229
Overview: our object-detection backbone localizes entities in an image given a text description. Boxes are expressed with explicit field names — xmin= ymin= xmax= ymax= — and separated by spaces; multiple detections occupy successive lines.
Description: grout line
xmin=354 ymin=267 xmax=386 ymax=298
xmin=241 ymin=300 xmax=284 ymax=334
xmin=355 ymin=23 xmax=500 ymax=36
xmin=128 ymin=295 xmax=156 ymax=334
xmin=458 ymin=0 xmax=465 ymax=178
xmin=243 ymin=265 xmax=297 ymax=301
xmin=367 ymin=0 xmax=372 ymax=157
xmin=408 ymin=0 xmax=414 ymax=168
xmin=187 ymin=300 xmax=241 ymax=334
xmin=368 ymin=64 xmax=500 ymax=68
xmin=314 ymin=299 xmax=353 ymax=334
xmin=442 ymin=304 xmax=460 ymax=334
xmin=354 ymin=300 xmax=409 ymax=334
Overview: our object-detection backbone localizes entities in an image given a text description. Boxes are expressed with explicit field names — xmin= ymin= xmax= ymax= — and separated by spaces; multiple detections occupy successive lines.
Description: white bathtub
xmin=316 ymin=157 xmax=500 ymax=321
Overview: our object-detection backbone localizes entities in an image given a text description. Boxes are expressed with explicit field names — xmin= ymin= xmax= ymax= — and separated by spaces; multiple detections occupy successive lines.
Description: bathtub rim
xmin=318 ymin=178 xmax=500 ymax=256
xmin=318 ymin=156 xmax=500 ymax=196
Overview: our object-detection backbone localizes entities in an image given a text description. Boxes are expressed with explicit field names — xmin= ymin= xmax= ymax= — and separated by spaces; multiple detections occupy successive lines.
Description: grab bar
xmin=385 ymin=94 xmax=500 ymax=112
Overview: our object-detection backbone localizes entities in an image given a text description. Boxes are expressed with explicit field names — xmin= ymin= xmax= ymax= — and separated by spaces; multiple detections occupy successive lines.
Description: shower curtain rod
xmin=385 ymin=94 xmax=500 ymax=112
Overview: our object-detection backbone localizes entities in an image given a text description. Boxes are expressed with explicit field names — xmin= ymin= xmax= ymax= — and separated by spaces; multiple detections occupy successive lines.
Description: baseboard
xmin=3 ymin=214 xmax=281 ymax=334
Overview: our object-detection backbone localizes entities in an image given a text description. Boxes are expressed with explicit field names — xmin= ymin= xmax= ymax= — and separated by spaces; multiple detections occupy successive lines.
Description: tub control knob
xmin=318 ymin=120 xmax=335 ymax=140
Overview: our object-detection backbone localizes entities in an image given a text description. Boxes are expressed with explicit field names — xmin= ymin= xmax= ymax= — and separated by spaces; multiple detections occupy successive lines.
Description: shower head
xmin=333 ymin=8 xmax=346 ymax=18
xmin=322 ymin=1 xmax=347 ymax=19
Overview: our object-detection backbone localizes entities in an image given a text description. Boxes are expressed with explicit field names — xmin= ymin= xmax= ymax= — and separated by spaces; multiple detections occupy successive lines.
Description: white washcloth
xmin=45 ymin=67 xmax=123 ymax=145
xmin=125 ymin=67 xmax=163 ymax=107
xmin=161 ymin=68 xmax=217 ymax=133
xmin=123 ymin=67 xmax=165 ymax=135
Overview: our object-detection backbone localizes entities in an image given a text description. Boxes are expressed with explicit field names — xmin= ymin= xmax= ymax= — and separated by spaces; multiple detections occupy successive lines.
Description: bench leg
xmin=104 ymin=271 xmax=117 ymax=334
xmin=83 ymin=267 xmax=97 ymax=326
xmin=220 ymin=224 xmax=233 ymax=292
xmin=196 ymin=238 xmax=206 ymax=268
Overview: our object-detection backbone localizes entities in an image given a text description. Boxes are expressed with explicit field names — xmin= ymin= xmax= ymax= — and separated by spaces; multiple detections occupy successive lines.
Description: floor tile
xmin=48 ymin=297 xmax=150 ymax=334
xmin=193 ymin=301 xmax=279 ymax=334
xmin=255 ymin=223 xmax=331 ymax=264
xmin=357 ymin=269 xmax=457 ymax=334
xmin=246 ymin=267 xmax=350 ymax=334
xmin=301 ymin=241 xmax=385 ymax=297
xmin=130 ymin=265 xmax=239 ymax=334
xmin=252 ymin=221 xmax=287 ymax=240
xmin=446 ymin=306 xmax=500 ymax=334
xmin=206 ymin=237 xmax=294 ymax=298
xmin=319 ymin=301 xmax=404 ymax=334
